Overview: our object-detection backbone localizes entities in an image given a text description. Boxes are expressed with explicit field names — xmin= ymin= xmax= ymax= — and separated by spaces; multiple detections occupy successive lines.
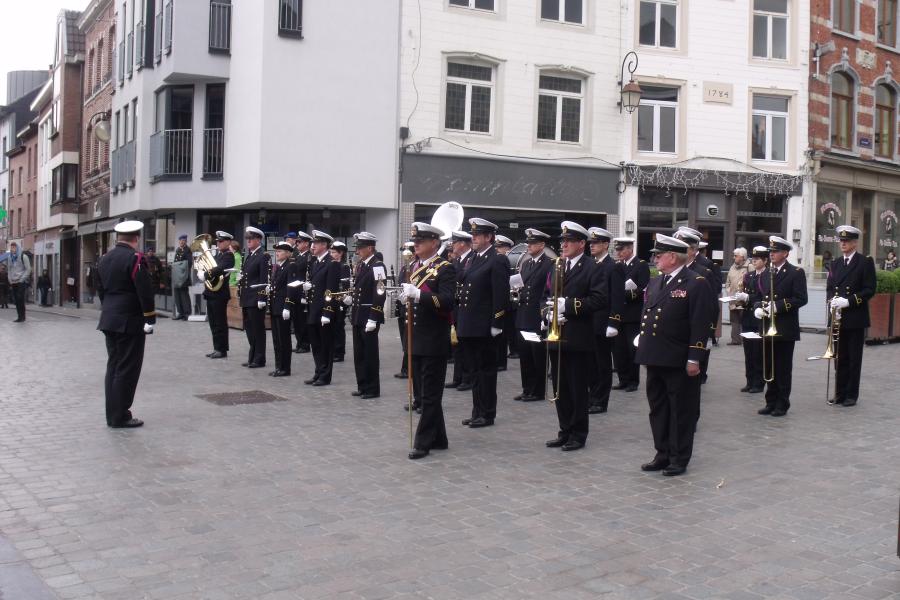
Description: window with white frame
xmin=444 ymin=61 xmax=495 ymax=134
xmin=833 ymin=0 xmax=855 ymax=34
xmin=540 ymin=0 xmax=584 ymax=25
xmin=830 ymin=71 xmax=854 ymax=150
xmin=753 ymin=0 xmax=788 ymax=59
xmin=449 ymin=0 xmax=495 ymax=10
xmin=639 ymin=1 xmax=677 ymax=48
xmin=536 ymin=73 xmax=584 ymax=143
xmin=751 ymin=94 xmax=788 ymax=162
xmin=637 ymin=85 xmax=678 ymax=153
xmin=878 ymin=0 xmax=898 ymax=47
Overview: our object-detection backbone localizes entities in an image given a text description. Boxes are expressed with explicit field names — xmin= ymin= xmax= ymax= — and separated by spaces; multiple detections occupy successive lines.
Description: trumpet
xmin=375 ymin=280 xmax=404 ymax=296
xmin=324 ymin=289 xmax=351 ymax=303
xmin=542 ymin=257 xmax=565 ymax=404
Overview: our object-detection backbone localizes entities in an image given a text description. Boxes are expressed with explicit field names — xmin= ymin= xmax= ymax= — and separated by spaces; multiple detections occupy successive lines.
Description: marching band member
xmin=735 ymin=246 xmax=769 ymax=394
xmin=446 ymin=231 xmax=475 ymax=392
xmin=587 ymin=227 xmax=624 ymax=414
xmin=512 ymin=229 xmax=552 ymax=402
xmin=827 ymin=225 xmax=877 ymax=407
xmin=494 ymin=234 xmax=517 ymax=369
xmin=635 ymin=234 xmax=714 ymax=476
xmin=457 ymin=218 xmax=510 ymax=429
xmin=349 ymin=232 xmax=386 ymax=399
xmin=753 ymin=236 xmax=808 ymax=417
xmin=725 ymin=248 xmax=749 ymax=346
xmin=674 ymin=229 xmax=716 ymax=385
xmin=269 ymin=241 xmax=301 ymax=377
xmin=238 ymin=226 xmax=270 ymax=369
xmin=612 ymin=237 xmax=649 ymax=392
xmin=395 ymin=242 xmax=415 ymax=380
xmin=303 ymin=231 xmax=341 ymax=386
xmin=401 ymin=223 xmax=457 ymax=459
xmin=198 ymin=231 xmax=234 ymax=359
xmin=544 ymin=222 xmax=606 ymax=451
xmin=290 ymin=231 xmax=314 ymax=354
xmin=330 ymin=241 xmax=352 ymax=363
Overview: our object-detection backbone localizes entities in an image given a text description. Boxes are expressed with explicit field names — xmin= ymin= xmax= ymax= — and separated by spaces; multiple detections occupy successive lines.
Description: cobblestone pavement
xmin=1 ymin=307 xmax=899 ymax=600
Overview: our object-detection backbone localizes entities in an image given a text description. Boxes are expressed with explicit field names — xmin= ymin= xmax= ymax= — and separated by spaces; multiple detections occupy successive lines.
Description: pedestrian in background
xmin=172 ymin=235 xmax=193 ymax=320
xmin=7 ymin=241 xmax=31 ymax=323
xmin=725 ymin=247 xmax=748 ymax=345
xmin=37 ymin=270 xmax=52 ymax=306
xmin=884 ymin=250 xmax=898 ymax=271
xmin=229 ymin=240 xmax=243 ymax=286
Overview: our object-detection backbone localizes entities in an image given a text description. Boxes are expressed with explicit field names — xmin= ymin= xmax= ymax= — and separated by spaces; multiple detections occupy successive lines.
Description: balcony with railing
xmin=209 ymin=1 xmax=232 ymax=53
xmin=110 ymin=140 xmax=136 ymax=190
xmin=203 ymin=128 xmax=224 ymax=179
xmin=126 ymin=32 xmax=134 ymax=78
xmin=164 ymin=1 xmax=174 ymax=54
xmin=150 ymin=129 xmax=192 ymax=181
xmin=135 ymin=22 xmax=144 ymax=68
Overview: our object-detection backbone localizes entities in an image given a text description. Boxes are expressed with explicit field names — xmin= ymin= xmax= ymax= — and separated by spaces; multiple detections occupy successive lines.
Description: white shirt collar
xmin=477 ymin=247 xmax=490 ymax=258
xmin=459 ymin=249 xmax=472 ymax=261
xmin=316 ymin=251 xmax=329 ymax=261
xmin=843 ymin=251 xmax=856 ymax=263
xmin=421 ymin=252 xmax=439 ymax=265
xmin=362 ymin=255 xmax=374 ymax=265
xmin=665 ymin=265 xmax=685 ymax=280
xmin=624 ymin=256 xmax=634 ymax=266
xmin=567 ymin=254 xmax=583 ymax=268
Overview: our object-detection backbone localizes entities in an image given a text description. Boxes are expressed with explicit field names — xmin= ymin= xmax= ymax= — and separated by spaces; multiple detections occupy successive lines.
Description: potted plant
xmin=868 ymin=270 xmax=898 ymax=342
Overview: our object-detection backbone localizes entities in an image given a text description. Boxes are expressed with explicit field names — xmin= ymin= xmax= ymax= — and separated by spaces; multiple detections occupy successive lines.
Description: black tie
xmin=565 ymin=260 xmax=572 ymax=275
xmin=663 ymin=274 xmax=672 ymax=287
xmin=845 ymin=257 xmax=850 ymax=266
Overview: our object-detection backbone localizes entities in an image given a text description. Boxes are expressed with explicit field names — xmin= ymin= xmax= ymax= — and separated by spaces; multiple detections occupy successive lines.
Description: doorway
xmin=696 ymin=222 xmax=726 ymax=275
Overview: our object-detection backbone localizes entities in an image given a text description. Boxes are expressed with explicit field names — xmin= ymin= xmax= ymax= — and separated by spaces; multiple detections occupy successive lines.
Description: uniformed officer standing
xmin=457 ymin=218 xmax=510 ymax=429
xmin=544 ymin=221 xmax=607 ymax=451
xmin=511 ymin=229 xmax=553 ymax=402
xmin=753 ymin=236 xmax=808 ymax=416
xmin=331 ymin=241 xmax=352 ymax=363
xmin=394 ymin=242 xmax=415 ymax=379
xmin=291 ymin=231 xmax=313 ymax=354
xmin=237 ymin=226 xmax=270 ymax=368
xmin=733 ymin=246 xmax=769 ymax=394
xmin=827 ymin=225 xmax=877 ymax=407
xmin=494 ymin=234 xmax=517 ymax=368
xmin=400 ymin=223 xmax=456 ymax=459
xmin=612 ymin=237 xmax=650 ymax=392
xmin=269 ymin=241 xmax=301 ymax=377
xmin=446 ymin=231 xmax=475 ymax=392
xmin=97 ymin=220 xmax=157 ymax=428
xmin=674 ymin=229 xmax=717 ymax=384
xmin=197 ymin=231 xmax=234 ymax=359
xmin=587 ymin=227 xmax=624 ymax=414
xmin=635 ymin=234 xmax=714 ymax=476
xmin=303 ymin=230 xmax=341 ymax=386
xmin=349 ymin=232 xmax=386 ymax=399
xmin=678 ymin=226 xmax=722 ymax=291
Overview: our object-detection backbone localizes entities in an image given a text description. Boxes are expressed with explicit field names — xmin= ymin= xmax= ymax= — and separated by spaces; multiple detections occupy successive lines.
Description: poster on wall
xmin=878 ymin=208 xmax=897 ymax=261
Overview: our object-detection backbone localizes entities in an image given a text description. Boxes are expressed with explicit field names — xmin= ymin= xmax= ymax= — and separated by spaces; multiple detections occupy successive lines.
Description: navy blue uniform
xmin=306 ymin=253 xmax=341 ymax=384
xmin=350 ymin=257 xmax=387 ymax=396
xmin=740 ymin=269 xmax=766 ymax=391
xmin=292 ymin=250 xmax=312 ymax=352
xmin=589 ymin=254 xmax=624 ymax=412
xmin=515 ymin=252 xmax=553 ymax=399
xmin=614 ymin=257 xmax=650 ymax=389
xmin=202 ymin=250 xmax=234 ymax=354
xmin=238 ymin=246 xmax=271 ymax=367
xmin=269 ymin=258 xmax=302 ymax=374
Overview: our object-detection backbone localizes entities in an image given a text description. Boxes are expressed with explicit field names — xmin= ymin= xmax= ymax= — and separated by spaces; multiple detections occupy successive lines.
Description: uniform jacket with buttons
xmin=753 ymin=261 xmax=808 ymax=342
xmin=515 ymin=252 xmax=553 ymax=332
xmin=618 ymin=257 xmax=650 ymax=323
xmin=451 ymin=251 xmax=472 ymax=324
xmin=350 ymin=257 xmax=387 ymax=326
xmin=306 ymin=253 xmax=341 ymax=323
xmin=269 ymin=258 xmax=302 ymax=314
xmin=592 ymin=254 xmax=625 ymax=333
xmin=544 ymin=254 xmax=608 ymax=353
xmin=293 ymin=250 xmax=312 ymax=313
xmin=740 ymin=269 xmax=767 ymax=332
xmin=688 ymin=260 xmax=719 ymax=339
xmin=695 ymin=253 xmax=722 ymax=291
xmin=405 ymin=256 xmax=456 ymax=356
xmin=635 ymin=268 xmax=714 ymax=368
xmin=97 ymin=242 xmax=157 ymax=334
xmin=456 ymin=246 xmax=510 ymax=337
xmin=202 ymin=250 xmax=235 ymax=300
xmin=826 ymin=253 xmax=877 ymax=329
xmin=337 ymin=262 xmax=352 ymax=316
xmin=238 ymin=246 xmax=271 ymax=308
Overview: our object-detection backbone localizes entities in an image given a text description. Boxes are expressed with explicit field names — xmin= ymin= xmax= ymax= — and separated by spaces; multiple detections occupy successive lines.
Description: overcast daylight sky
xmin=0 ymin=1 xmax=76 ymax=104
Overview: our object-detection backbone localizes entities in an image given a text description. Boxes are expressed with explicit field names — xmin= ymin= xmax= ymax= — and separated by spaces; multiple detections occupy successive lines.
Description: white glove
xmin=754 ymin=307 xmax=767 ymax=320
xmin=321 ymin=316 xmax=331 ymax=326
xmin=734 ymin=292 xmax=750 ymax=303
xmin=556 ymin=296 xmax=566 ymax=316
xmin=257 ymin=301 xmax=266 ymax=310
xmin=606 ymin=326 xmax=619 ymax=338
xmin=490 ymin=327 xmax=502 ymax=337
xmin=401 ymin=283 xmax=420 ymax=303
xmin=557 ymin=314 xmax=567 ymax=325
xmin=143 ymin=323 xmax=154 ymax=334
xmin=302 ymin=281 xmax=312 ymax=291
xmin=540 ymin=320 xmax=547 ymax=331
xmin=365 ymin=319 xmax=377 ymax=333
xmin=830 ymin=296 xmax=850 ymax=310
xmin=342 ymin=294 xmax=353 ymax=306
xmin=196 ymin=270 xmax=206 ymax=281
xmin=282 ymin=309 xmax=290 ymax=321
xmin=633 ymin=334 xmax=640 ymax=348
xmin=301 ymin=298 xmax=308 ymax=305
xmin=624 ymin=278 xmax=637 ymax=291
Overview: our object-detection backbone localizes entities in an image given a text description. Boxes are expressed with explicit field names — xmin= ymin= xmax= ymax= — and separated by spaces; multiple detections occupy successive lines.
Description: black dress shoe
xmin=588 ymin=404 xmax=607 ymax=414
xmin=468 ymin=417 xmax=494 ymax=428
xmin=461 ymin=418 xmax=473 ymax=426
xmin=445 ymin=381 xmax=459 ymax=389
xmin=312 ymin=380 xmax=329 ymax=386
xmin=247 ymin=363 xmax=265 ymax=369
xmin=545 ymin=437 xmax=567 ymax=448
xmin=641 ymin=458 xmax=670 ymax=471
xmin=497 ymin=366 xmax=507 ymax=372
xmin=432 ymin=443 xmax=449 ymax=450
xmin=508 ymin=353 xmax=519 ymax=359
xmin=662 ymin=464 xmax=686 ymax=476
xmin=523 ymin=395 xmax=545 ymax=402
xmin=394 ymin=372 xmax=408 ymax=379
xmin=13 ymin=318 xmax=24 ymax=323
xmin=272 ymin=370 xmax=290 ymax=377
xmin=757 ymin=406 xmax=774 ymax=415
xmin=408 ymin=448 xmax=429 ymax=460
xmin=612 ymin=383 xmax=628 ymax=390
xmin=841 ymin=399 xmax=857 ymax=407
xmin=513 ymin=393 xmax=525 ymax=401
xmin=206 ymin=351 xmax=216 ymax=358
xmin=303 ymin=378 xmax=317 ymax=385
xmin=295 ymin=347 xmax=310 ymax=354
xmin=333 ymin=357 xmax=344 ymax=363
xmin=748 ymin=387 xmax=764 ymax=394
xmin=241 ymin=362 xmax=250 ymax=367
xmin=561 ymin=440 xmax=584 ymax=451
xmin=827 ymin=397 xmax=842 ymax=405
xmin=109 ymin=418 xmax=144 ymax=428
xmin=740 ymin=385 xmax=751 ymax=392
xmin=770 ymin=409 xmax=787 ymax=417
xmin=456 ymin=383 xmax=474 ymax=391
xmin=209 ymin=351 xmax=227 ymax=359
xmin=351 ymin=391 xmax=363 ymax=397
xmin=361 ymin=393 xmax=380 ymax=399
xmin=624 ymin=385 xmax=638 ymax=393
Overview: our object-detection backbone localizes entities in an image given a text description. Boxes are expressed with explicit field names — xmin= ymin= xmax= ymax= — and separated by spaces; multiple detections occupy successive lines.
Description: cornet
xmin=375 ymin=280 xmax=404 ymax=296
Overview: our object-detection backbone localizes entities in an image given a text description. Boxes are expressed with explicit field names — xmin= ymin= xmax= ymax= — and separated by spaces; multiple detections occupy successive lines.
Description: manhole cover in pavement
xmin=196 ymin=390 xmax=289 ymax=406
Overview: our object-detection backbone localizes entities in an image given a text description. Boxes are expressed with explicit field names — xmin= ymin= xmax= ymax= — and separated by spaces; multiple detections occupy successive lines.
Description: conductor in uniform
xmin=612 ymin=237 xmax=649 ymax=392
xmin=238 ymin=226 xmax=270 ymax=368
xmin=457 ymin=218 xmax=510 ymax=429
xmin=269 ymin=241 xmax=301 ymax=377
xmin=291 ymin=231 xmax=313 ymax=354
xmin=399 ymin=223 xmax=456 ymax=459
xmin=544 ymin=221 xmax=607 ymax=451
xmin=197 ymin=231 xmax=234 ymax=359
xmin=587 ymin=227 xmax=624 ymax=414
xmin=827 ymin=225 xmax=877 ymax=407
xmin=349 ymin=232 xmax=386 ymax=399
xmin=303 ymin=230 xmax=341 ymax=386
xmin=752 ymin=236 xmax=808 ymax=417
xmin=97 ymin=220 xmax=157 ymax=428
xmin=446 ymin=230 xmax=474 ymax=391
xmin=511 ymin=229 xmax=553 ymax=402
xmin=635 ymin=234 xmax=714 ymax=476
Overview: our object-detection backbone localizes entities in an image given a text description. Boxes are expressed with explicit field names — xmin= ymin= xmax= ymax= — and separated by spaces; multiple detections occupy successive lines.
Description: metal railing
xmin=164 ymin=1 xmax=174 ymax=54
xmin=110 ymin=140 xmax=136 ymax=188
xmin=135 ymin=22 xmax=144 ymax=67
xmin=154 ymin=12 xmax=163 ymax=63
xmin=209 ymin=1 xmax=231 ymax=52
xmin=203 ymin=128 xmax=224 ymax=177
xmin=126 ymin=32 xmax=134 ymax=77
xmin=150 ymin=129 xmax=192 ymax=180
xmin=117 ymin=41 xmax=125 ymax=83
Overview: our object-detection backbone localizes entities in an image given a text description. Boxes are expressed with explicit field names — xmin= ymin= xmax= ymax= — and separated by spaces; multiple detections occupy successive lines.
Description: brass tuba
xmin=191 ymin=234 xmax=224 ymax=292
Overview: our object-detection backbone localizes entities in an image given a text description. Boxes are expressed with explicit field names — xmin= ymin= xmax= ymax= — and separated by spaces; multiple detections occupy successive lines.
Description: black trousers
xmin=613 ymin=322 xmax=641 ymax=387
xmin=174 ymin=286 xmax=192 ymax=317
xmin=206 ymin=296 xmax=229 ymax=352
xmin=103 ymin=331 xmax=146 ymax=426
xmin=397 ymin=311 xmax=408 ymax=375
xmin=271 ymin=312 xmax=293 ymax=373
xmin=352 ymin=324 xmax=380 ymax=395
xmin=646 ymin=365 xmax=701 ymax=467
xmin=589 ymin=334 xmax=613 ymax=409
xmin=412 ymin=355 xmax=449 ymax=451
xmin=506 ymin=310 xmax=518 ymax=357
xmin=0 ymin=286 xmax=8 ymax=307
xmin=495 ymin=328 xmax=508 ymax=369
xmin=549 ymin=349 xmax=591 ymax=444
xmin=309 ymin=321 xmax=335 ymax=383
xmin=764 ymin=340 xmax=795 ymax=412
xmin=242 ymin=306 xmax=266 ymax=366
xmin=464 ymin=336 xmax=498 ymax=421
xmin=11 ymin=283 xmax=26 ymax=320
xmin=835 ymin=327 xmax=865 ymax=402
xmin=333 ymin=311 xmax=347 ymax=359
xmin=39 ymin=288 xmax=49 ymax=306
xmin=518 ymin=334 xmax=547 ymax=398
xmin=293 ymin=306 xmax=310 ymax=350
xmin=742 ymin=338 xmax=763 ymax=389
xmin=450 ymin=339 xmax=474 ymax=386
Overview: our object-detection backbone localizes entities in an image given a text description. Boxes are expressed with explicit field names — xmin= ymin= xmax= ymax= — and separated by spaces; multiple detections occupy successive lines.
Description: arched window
xmin=87 ymin=49 xmax=94 ymax=94
xmin=875 ymin=83 xmax=896 ymax=158
xmin=831 ymin=71 xmax=854 ymax=150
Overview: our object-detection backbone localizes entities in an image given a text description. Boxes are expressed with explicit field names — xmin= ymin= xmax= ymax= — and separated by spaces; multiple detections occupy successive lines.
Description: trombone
xmin=761 ymin=264 xmax=778 ymax=383
xmin=542 ymin=257 xmax=565 ymax=404
xmin=809 ymin=297 xmax=842 ymax=404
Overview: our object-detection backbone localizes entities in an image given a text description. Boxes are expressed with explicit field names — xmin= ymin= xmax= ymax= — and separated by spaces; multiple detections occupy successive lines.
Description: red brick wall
xmin=8 ymin=131 xmax=38 ymax=245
